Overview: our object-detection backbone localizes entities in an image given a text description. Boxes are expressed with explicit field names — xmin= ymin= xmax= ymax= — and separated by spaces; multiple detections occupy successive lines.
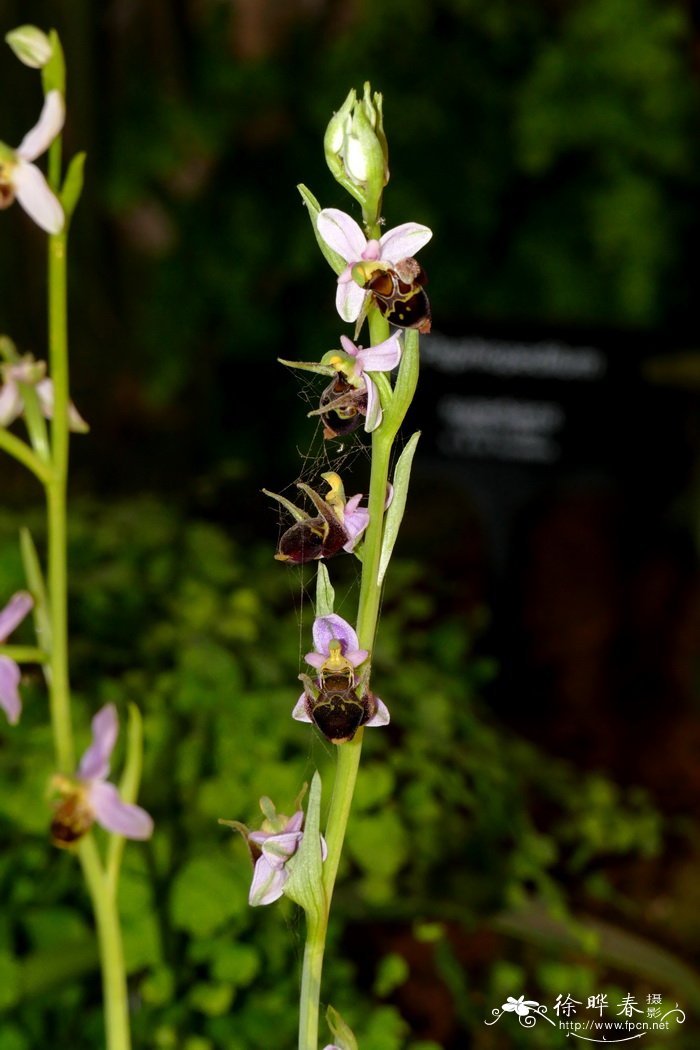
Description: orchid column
xmin=1 ymin=26 xmax=153 ymax=1050
xmin=224 ymin=84 xmax=432 ymax=1050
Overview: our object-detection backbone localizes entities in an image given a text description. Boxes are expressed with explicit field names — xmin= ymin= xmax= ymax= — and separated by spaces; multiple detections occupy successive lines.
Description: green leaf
xmin=140 ymin=965 xmax=175 ymax=1006
xmin=170 ymin=857 xmax=248 ymax=937
xmin=326 ymin=1005 xmax=359 ymax=1050
xmin=284 ymin=771 xmax=326 ymax=921
xmin=297 ymin=184 xmax=346 ymax=275
xmin=384 ymin=328 xmax=420 ymax=436
xmin=61 ymin=152 xmax=86 ymax=223
xmin=378 ymin=431 xmax=421 ymax=585
xmin=374 ymin=952 xmax=410 ymax=997
xmin=189 ymin=982 xmax=234 ymax=1016
xmin=315 ymin=564 xmax=335 ymax=617
xmin=19 ymin=527 xmax=51 ymax=656
xmin=0 ymin=952 xmax=20 ymax=1010
xmin=347 ymin=810 xmax=407 ymax=878
xmin=107 ymin=702 xmax=146 ymax=890
xmin=209 ymin=942 xmax=260 ymax=986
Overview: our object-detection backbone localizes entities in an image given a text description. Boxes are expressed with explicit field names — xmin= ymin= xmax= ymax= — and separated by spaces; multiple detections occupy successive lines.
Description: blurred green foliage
xmin=0 ymin=498 xmax=689 ymax=1048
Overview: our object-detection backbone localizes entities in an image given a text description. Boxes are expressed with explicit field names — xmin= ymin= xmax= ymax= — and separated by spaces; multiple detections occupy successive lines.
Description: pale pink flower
xmin=0 ymin=591 xmax=33 ymax=724
xmin=316 ymin=207 xmax=431 ymax=323
xmin=51 ymin=704 xmax=153 ymax=845
xmin=0 ymin=91 xmax=65 ymax=233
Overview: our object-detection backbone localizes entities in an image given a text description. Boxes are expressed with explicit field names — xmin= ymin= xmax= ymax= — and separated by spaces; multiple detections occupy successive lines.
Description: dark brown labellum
xmin=272 ymin=481 xmax=354 ymax=563
xmin=378 ymin=287 xmax=431 ymax=332
xmin=366 ymin=257 xmax=431 ymax=333
xmin=51 ymin=792 xmax=94 ymax=848
xmin=310 ymin=673 xmax=367 ymax=743
xmin=277 ymin=514 xmax=347 ymax=563
xmin=299 ymin=667 xmax=379 ymax=744
xmin=319 ymin=373 xmax=367 ymax=439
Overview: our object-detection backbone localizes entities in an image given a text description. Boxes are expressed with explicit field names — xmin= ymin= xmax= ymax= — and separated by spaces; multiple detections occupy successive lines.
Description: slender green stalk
xmin=80 ymin=838 xmax=132 ymax=1050
xmin=46 ymin=226 xmax=74 ymax=772
xmin=298 ymin=915 xmax=325 ymax=1050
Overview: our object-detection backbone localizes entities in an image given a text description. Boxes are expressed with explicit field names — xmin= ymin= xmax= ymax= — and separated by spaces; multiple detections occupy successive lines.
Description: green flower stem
xmin=46 ymin=226 xmax=74 ymax=772
xmin=0 ymin=428 xmax=53 ymax=484
xmin=0 ymin=645 xmax=48 ymax=662
xmin=79 ymin=837 xmax=132 ymax=1050
xmin=298 ymin=914 xmax=325 ymax=1050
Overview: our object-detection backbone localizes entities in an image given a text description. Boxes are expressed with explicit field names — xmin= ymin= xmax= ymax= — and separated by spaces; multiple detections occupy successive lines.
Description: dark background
xmin=2 ymin=0 xmax=700 ymax=1045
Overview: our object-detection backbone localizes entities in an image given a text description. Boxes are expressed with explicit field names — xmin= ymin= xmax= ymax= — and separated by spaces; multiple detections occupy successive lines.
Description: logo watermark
xmin=485 ymin=993 xmax=686 ymax=1043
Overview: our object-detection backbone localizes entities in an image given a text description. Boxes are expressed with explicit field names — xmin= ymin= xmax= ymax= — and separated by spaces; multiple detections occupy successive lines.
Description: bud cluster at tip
xmin=324 ymin=83 xmax=389 ymax=227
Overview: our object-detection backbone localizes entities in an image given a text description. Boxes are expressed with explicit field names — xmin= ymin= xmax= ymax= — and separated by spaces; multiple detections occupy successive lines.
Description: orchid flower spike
xmin=294 ymin=613 xmax=390 ymax=743
xmin=316 ymin=207 xmax=431 ymax=323
xmin=0 ymin=90 xmax=65 ymax=233
xmin=0 ymin=591 xmax=34 ymax=725
xmin=0 ymin=357 xmax=89 ymax=431
xmin=51 ymin=704 xmax=154 ymax=847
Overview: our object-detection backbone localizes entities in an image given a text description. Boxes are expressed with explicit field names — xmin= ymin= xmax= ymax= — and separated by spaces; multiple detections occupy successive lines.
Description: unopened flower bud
xmin=324 ymin=82 xmax=389 ymax=225
xmin=324 ymin=88 xmax=356 ymax=178
xmin=5 ymin=25 xmax=53 ymax=69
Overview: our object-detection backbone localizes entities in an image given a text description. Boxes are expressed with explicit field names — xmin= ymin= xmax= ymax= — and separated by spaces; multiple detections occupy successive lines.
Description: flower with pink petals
xmin=223 ymin=796 xmax=327 ymax=907
xmin=294 ymin=614 xmax=390 ymax=742
xmin=303 ymin=614 xmax=369 ymax=671
xmin=316 ymin=207 xmax=432 ymax=323
xmin=51 ymin=704 xmax=153 ymax=847
xmin=327 ymin=332 xmax=401 ymax=431
xmin=0 ymin=357 xmax=89 ymax=431
xmin=279 ymin=331 xmax=401 ymax=436
xmin=0 ymin=591 xmax=33 ymax=725
xmin=248 ymin=808 xmax=305 ymax=906
xmin=0 ymin=91 xmax=65 ymax=233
